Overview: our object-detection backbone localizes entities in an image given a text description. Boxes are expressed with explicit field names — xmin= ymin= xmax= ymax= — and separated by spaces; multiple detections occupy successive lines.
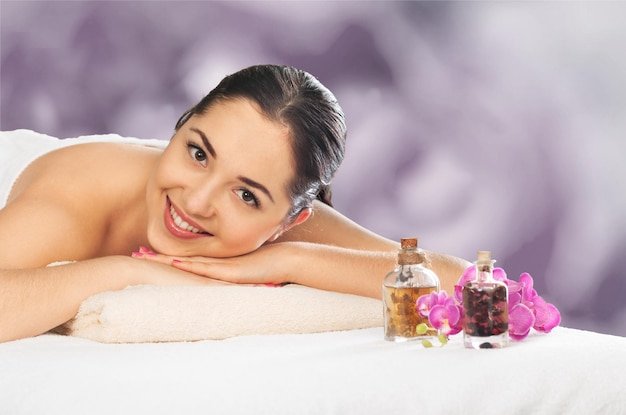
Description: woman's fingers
xmin=131 ymin=250 xmax=175 ymax=266
xmin=170 ymin=258 xmax=217 ymax=277
xmin=130 ymin=246 xmax=278 ymax=286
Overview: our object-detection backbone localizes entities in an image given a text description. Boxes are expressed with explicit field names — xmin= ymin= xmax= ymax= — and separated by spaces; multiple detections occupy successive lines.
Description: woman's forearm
xmin=0 ymin=256 xmax=218 ymax=343
xmin=282 ymin=242 xmax=470 ymax=299
xmin=0 ymin=257 xmax=138 ymax=342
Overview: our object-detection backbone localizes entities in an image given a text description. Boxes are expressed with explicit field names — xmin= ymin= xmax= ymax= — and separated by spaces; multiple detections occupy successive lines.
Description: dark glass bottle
xmin=462 ymin=251 xmax=509 ymax=349
xmin=383 ymin=237 xmax=440 ymax=342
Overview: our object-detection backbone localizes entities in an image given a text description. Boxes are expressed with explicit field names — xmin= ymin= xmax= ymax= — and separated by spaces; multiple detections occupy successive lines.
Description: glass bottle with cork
xmin=383 ymin=237 xmax=440 ymax=342
xmin=462 ymin=250 xmax=509 ymax=349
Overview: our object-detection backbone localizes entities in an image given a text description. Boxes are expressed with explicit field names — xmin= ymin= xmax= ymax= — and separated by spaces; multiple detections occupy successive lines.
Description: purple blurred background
xmin=1 ymin=1 xmax=625 ymax=336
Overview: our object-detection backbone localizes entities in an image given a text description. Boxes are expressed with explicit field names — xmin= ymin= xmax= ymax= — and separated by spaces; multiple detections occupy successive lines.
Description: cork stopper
xmin=398 ymin=237 xmax=423 ymax=265
xmin=400 ymin=237 xmax=418 ymax=249
xmin=477 ymin=250 xmax=491 ymax=264
xmin=475 ymin=250 xmax=494 ymax=272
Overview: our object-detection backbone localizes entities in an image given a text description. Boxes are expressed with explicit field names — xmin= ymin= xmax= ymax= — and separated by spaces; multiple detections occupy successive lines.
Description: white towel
xmin=56 ymin=285 xmax=383 ymax=343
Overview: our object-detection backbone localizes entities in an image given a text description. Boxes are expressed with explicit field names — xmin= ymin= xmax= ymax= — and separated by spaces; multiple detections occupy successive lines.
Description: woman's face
xmin=145 ymin=98 xmax=296 ymax=257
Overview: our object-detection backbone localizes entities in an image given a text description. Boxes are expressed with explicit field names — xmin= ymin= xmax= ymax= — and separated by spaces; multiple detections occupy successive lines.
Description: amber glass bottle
xmin=383 ymin=237 xmax=440 ymax=342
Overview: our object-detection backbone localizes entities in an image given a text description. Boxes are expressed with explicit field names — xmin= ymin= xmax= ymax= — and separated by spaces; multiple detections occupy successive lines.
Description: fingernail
xmin=131 ymin=252 xmax=143 ymax=258
xmin=172 ymin=259 xmax=181 ymax=264
xmin=139 ymin=246 xmax=154 ymax=254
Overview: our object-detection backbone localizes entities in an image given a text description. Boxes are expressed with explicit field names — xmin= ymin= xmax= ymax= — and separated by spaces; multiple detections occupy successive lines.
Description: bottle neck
xmin=475 ymin=260 xmax=495 ymax=282
xmin=397 ymin=250 xmax=423 ymax=266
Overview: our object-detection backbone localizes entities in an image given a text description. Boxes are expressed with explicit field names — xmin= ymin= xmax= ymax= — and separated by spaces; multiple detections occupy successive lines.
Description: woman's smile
xmin=164 ymin=197 xmax=212 ymax=239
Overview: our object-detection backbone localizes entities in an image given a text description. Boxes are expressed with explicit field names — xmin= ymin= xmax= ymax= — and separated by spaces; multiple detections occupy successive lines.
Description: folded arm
xmin=0 ymin=195 xmax=226 ymax=343
xmin=150 ymin=201 xmax=471 ymax=297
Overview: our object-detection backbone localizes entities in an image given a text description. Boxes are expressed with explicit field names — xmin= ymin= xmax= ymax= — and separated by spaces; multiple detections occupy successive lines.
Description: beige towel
xmin=56 ymin=285 xmax=383 ymax=343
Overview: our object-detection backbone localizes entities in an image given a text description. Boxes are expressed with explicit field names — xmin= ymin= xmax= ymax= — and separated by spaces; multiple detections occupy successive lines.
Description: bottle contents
xmin=462 ymin=251 xmax=509 ymax=349
xmin=384 ymin=286 xmax=438 ymax=339
xmin=383 ymin=237 xmax=440 ymax=342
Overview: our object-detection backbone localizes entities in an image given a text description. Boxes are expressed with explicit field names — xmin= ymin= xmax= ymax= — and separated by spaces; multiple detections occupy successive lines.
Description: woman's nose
xmin=183 ymin=179 xmax=218 ymax=217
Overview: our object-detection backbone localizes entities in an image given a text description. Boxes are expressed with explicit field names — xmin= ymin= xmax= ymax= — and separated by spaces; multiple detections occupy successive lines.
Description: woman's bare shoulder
xmin=0 ymin=142 xmax=160 ymax=267
xmin=11 ymin=141 xmax=161 ymax=201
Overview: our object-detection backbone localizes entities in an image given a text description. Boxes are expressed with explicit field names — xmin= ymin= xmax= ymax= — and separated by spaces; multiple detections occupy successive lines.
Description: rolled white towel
xmin=55 ymin=284 xmax=383 ymax=343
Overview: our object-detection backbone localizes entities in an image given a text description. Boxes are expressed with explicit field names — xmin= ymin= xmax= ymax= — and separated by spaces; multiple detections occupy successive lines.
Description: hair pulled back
xmin=175 ymin=64 xmax=346 ymax=223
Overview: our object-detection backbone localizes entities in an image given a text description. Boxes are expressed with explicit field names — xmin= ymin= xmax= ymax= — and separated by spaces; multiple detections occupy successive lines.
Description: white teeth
xmin=169 ymin=205 xmax=204 ymax=233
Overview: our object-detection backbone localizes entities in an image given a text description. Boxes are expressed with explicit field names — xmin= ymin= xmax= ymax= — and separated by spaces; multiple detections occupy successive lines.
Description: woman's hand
xmin=125 ymin=254 xmax=235 ymax=287
xmin=132 ymin=245 xmax=288 ymax=287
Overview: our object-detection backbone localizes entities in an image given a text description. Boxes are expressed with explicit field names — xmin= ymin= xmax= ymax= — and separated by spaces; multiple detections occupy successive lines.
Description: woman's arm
xmin=0 ymin=256 xmax=228 ymax=343
xmin=276 ymin=200 xmax=399 ymax=250
xmin=1 ymin=257 xmax=139 ymax=342
xmin=144 ymin=201 xmax=471 ymax=297
xmin=276 ymin=201 xmax=471 ymax=294
xmin=0 ymin=192 xmax=225 ymax=343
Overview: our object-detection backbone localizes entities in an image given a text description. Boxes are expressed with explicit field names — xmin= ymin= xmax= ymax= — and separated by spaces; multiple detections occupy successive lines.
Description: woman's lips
xmin=164 ymin=197 xmax=212 ymax=239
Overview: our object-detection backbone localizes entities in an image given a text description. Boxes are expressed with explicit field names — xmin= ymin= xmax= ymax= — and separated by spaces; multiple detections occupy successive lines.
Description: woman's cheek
xmin=223 ymin=221 xmax=272 ymax=254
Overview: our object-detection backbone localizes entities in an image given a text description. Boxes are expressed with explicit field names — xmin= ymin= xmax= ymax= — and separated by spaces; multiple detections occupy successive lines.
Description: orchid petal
xmin=493 ymin=267 xmax=508 ymax=282
xmin=454 ymin=284 xmax=464 ymax=303
xmin=437 ymin=291 xmax=449 ymax=304
xmin=457 ymin=266 xmax=476 ymax=287
xmin=416 ymin=295 xmax=434 ymax=318
xmin=506 ymin=279 xmax=524 ymax=295
xmin=510 ymin=327 xmax=532 ymax=342
xmin=506 ymin=279 xmax=524 ymax=308
xmin=519 ymin=272 xmax=540 ymax=302
xmin=428 ymin=305 xmax=446 ymax=328
xmin=417 ymin=291 xmax=445 ymax=317
xmin=532 ymin=296 xmax=561 ymax=333
xmin=508 ymin=291 xmax=523 ymax=308
xmin=429 ymin=303 xmax=462 ymax=335
xmin=509 ymin=303 xmax=535 ymax=341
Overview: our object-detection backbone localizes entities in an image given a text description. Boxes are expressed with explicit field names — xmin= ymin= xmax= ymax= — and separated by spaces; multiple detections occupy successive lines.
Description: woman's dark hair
xmin=175 ymin=64 xmax=346 ymax=223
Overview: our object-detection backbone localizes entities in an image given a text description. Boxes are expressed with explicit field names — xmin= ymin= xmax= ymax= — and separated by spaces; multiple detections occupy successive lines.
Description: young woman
xmin=0 ymin=65 xmax=470 ymax=342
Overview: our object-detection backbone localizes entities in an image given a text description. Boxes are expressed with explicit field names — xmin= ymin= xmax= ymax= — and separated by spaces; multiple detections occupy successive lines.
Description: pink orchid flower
xmin=416 ymin=291 xmax=446 ymax=317
xmin=417 ymin=291 xmax=463 ymax=336
xmin=516 ymin=272 xmax=561 ymax=333
xmin=429 ymin=296 xmax=463 ymax=335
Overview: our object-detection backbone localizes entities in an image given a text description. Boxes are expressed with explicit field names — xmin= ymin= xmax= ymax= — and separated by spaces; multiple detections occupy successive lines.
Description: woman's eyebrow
xmin=238 ymin=176 xmax=275 ymax=204
xmin=190 ymin=127 xmax=217 ymax=159
xmin=189 ymin=127 xmax=275 ymax=204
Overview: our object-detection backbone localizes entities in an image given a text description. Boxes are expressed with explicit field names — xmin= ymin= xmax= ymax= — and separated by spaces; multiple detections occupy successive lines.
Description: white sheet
xmin=1 ymin=327 xmax=624 ymax=414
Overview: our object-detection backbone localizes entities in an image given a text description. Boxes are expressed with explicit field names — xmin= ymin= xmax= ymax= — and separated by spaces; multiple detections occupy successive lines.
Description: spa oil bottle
xmin=462 ymin=251 xmax=509 ymax=349
xmin=383 ymin=237 xmax=440 ymax=342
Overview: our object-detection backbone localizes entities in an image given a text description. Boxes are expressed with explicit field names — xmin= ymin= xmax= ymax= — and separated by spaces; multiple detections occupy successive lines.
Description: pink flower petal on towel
xmin=509 ymin=303 xmax=535 ymax=341
xmin=531 ymin=296 xmax=561 ymax=333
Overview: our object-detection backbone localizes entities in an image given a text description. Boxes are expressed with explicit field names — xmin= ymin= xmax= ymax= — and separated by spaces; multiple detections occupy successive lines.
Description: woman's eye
xmin=187 ymin=142 xmax=207 ymax=165
xmin=235 ymin=189 xmax=260 ymax=208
